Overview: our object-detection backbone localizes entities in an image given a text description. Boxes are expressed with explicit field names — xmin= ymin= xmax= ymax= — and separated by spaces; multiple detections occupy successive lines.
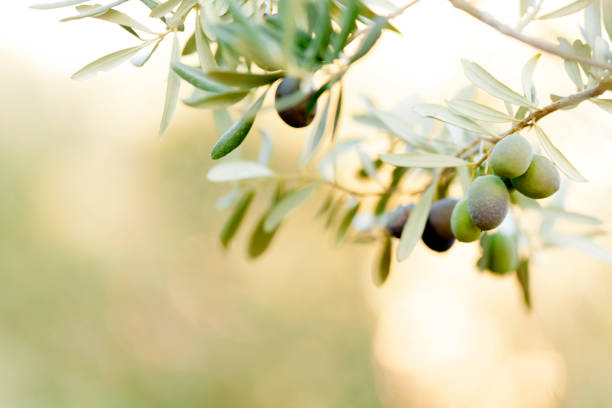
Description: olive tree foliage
xmin=34 ymin=0 xmax=612 ymax=308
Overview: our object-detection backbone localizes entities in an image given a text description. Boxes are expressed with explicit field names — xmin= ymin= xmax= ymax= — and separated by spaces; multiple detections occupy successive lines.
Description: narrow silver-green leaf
xmin=195 ymin=9 xmax=216 ymax=71
xmin=414 ymin=104 xmax=496 ymax=136
xmin=215 ymin=186 xmax=241 ymax=210
xmin=350 ymin=15 xmax=385 ymax=63
xmin=520 ymin=0 xmax=536 ymax=16
xmin=603 ymin=0 xmax=612 ymax=42
xmin=258 ymin=130 xmax=273 ymax=165
xmin=447 ymin=99 xmax=516 ymax=123
xmin=171 ymin=62 xmax=232 ymax=92
xmin=591 ymin=98 xmax=612 ymax=113
xmin=516 ymin=259 xmax=531 ymax=310
xmin=159 ymin=35 xmax=181 ymax=135
xmin=357 ymin=149 xmax=379 ymax=180
xmin=206 ymin=71 xmax=284 ymax=88
xmin=543 ymin=234 xmax=612 ymax=265
xmin=538 ymin=0 xmax=593 ymax=19
xmin=61 ymin=0 xmax=127 ymax=21
xmin=131 ymin=40 xmax=160 ymax=67
xmin=336 ymin=202 xmax=360 ymax=244
xmin=301 ymin=94 xmax=331 ymax=165
xmin=397 ymin=178 xmax=437 ymax=261
xmin=534 ymin=125 xmax=588 ymax=182
xmin=521 ymin=53 xmax=541 ymax=104
xmin=462 ymin=60 xmax=533 ymax=107
xmin=183 ymin=90 xmax=249 ymax=109
xmin=75 ymin=4 xmax=154 ymax=32
xmin=381 ymin=152 xmax=470 ymax=168
xmin=375 ymin=235 xmax=392 ymax=286
xmin=71 ymin=44 xmax=144 ymax=80
xmin=30 ymin=0 xmax=88 ymax=10
xmin=264 ymin=186 xmax=315 ymax=232
xmin=210 ymin=91 xmax=267 ymax=160
xmin=207 ymin=160 xmax=274 ymax=182
xmin=150 ymin=0 xmax=181 ymax=17
xmin=220 ymin=190 xmax=255 ymax=248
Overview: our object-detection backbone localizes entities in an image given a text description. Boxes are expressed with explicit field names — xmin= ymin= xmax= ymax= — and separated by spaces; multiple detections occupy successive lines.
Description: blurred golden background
xmin=1 ymin=1 xmax=612 ymax=406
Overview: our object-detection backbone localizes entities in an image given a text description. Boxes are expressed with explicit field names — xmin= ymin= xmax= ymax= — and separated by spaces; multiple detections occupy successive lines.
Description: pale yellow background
xmin=1 ymin=1 xmax=611 ymax=406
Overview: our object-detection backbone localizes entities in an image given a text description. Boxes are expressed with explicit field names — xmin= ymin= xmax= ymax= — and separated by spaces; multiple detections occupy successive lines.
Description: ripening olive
xmin=422 ymin=198 xmax=457 ymax=252
xmin=467 ymin=175 xmax=510 ymax=231
xmin=385 ymin=204 xmax=414 ymax=238
xmin=274 ymin=77 xmax=317 ymax=128
xmin=450 ymin=198 xmax=481 ymax=242
xmin=511 ymin=154 xmax=560 ymax=199
xmin=484 ymin=233 xmax=519 ymax=274
xmin=490 ymin=134 xmax=533 ymax=178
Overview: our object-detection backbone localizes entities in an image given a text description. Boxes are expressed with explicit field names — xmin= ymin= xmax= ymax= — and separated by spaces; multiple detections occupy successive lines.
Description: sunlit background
xmin=1 ymin=0 xmax=612 ymax=406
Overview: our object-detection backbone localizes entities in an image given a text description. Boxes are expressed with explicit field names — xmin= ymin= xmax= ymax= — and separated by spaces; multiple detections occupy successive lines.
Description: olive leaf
xmin=381 ymin=152 xmax=470 ymax=168
xmin=183 ymin=90 xmax=250 ymax=109
xmin=521 ymin=53 xmax=541 ymax=104
xmin=349 ymin=15 xmax=385 ymax=63
xmin=534 ymin=126 xmax=588 ymax=182
xmin=516 ymin=259 xmax=531 ymax=310
xmin=462 ymin=60 xmax=534 ymax=107
xmin=264 ymin=185 xmax=316 ymax=232
xmin=375 ymin=235 xmax=392 ymax=286
xmin=414 ymin=104 xmax=497 ymax=137
xmin=30 ymin=0 xmax=89 ymax=9
xmin=220 ymin=190 xmax=255 ymax=248
xmin=150 ymin=0 xmax=181 ymax=17
xmin=538 ymin=0 xmax=593 ymax=20
xmin=248 ymin=187 xmax=284 ymax=259
xmin=336 ymin=201 xmax=360 ymax=244
xmin=591 ymin=98 xmax=612 ymax=113
xmin=74 ymin=4 xmax=154 ymax=33
xmin=447 ymin=99 xmax=516 ymax=123
xmin=207 ymin=160 xmax=274 ymax=182
xmin=160 ymin=35 xmax=181 ymax=135
xmin=172 ymin=62 xmax=233 ymax=92
xmin=210 ymin=90 xmax=267 ymax=159
xmin=131 ymin=40 xmax=160 ymax=67
xmin=206 ymin=71 xmax=284 ymax=88
xmin=604 ymin=0 xmax=612 ymax=42
xmin=61 ymin=0 xmax=128 ymax=21
xmin=328 ymin=0 xmax=360 ymax=61
xmin=397 ymin=176 xmax=438 ymax=261
xmin=72 ymin=44 xmax=145 ymax=80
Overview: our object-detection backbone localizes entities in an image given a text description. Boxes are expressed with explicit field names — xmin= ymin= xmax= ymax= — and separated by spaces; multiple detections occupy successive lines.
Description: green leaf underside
xmin=397 ymin=176 xmax=438 ymax=261
xmin=183 ymin=90 xmax=249 ymax=109
xmin=160 ymin=35 xmax=181 ymax=135
xmin=172 ymin=62 xmax=233 ymax=93
xmin=206 ymin=71 xmax=284 ymax=88
xmin=534 ymin=126 xmax=587 ymax=182
xmin=376 ymin=236 xmax=392 ymax=286
xmin=336 ymin=202 xmax=360 ymax=244
xmin=264 ymin=186 xmax=315 ymax=232
xmin=462 ymin=60 xmax=533 ymax=107
xmin=210 ymin=91 xmax=267 ymax=159
xmin=538 ymin=0 xmax=594 ymax=19
xmin=220 ymin=190 xmax=255 ymax=248
xmin=207 ymin=160 xmax=274 ymax=182
xmin=72 ymin=44 xmax=144 ymax=80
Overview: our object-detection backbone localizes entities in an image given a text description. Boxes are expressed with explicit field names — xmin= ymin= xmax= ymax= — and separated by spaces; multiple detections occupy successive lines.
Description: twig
xmin=500 ymin=79 xmax=612 ymax=138
xmin=448 ymin=0 xmax=612 ymax=72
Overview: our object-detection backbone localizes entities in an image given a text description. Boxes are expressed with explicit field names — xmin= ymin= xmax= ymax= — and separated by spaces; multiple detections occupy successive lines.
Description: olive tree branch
xmin=500 ymin=79 xmax=612 ymax=138
xmin=448 ymin=0 xmax=612 ymax=72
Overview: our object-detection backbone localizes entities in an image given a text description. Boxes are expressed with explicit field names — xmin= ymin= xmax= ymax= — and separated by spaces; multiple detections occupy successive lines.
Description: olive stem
xmin=448 ymin=0 xmax=612 ymax=72
xmin=499 ymin=79 xmax=612 ymax=139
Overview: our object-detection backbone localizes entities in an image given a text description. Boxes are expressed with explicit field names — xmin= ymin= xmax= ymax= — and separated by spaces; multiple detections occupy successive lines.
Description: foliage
xmin=33 ymin=0 xmax=612 ymax=308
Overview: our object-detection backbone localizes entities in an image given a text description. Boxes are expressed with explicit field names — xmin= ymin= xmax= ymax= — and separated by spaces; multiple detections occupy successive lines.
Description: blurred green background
xmin=1 ymin=1 xmax=612 ymax=407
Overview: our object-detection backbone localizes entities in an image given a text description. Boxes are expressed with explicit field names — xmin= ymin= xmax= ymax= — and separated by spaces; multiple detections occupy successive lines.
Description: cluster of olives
xmin=385 ymin=133 xmax=561 ymax=274
xmin=274 ymin=77 xmax=318 ymax=128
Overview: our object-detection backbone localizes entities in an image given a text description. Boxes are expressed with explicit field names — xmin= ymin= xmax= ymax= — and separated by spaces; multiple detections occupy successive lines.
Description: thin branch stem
xmin=500 ymin=79 xmax=612 ymax=138
xmin=448 ymin=0 xmax=612 ymax=72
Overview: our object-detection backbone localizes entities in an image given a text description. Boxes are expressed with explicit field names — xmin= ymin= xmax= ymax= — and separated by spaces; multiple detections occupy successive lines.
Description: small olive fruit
xmin=385 ymin=204 xmax=413 ymax=238
xmin=450 ymin=198 xmax=481 ymax=242
xmin=511 ymin=154 xmax=560 ymax=199
xmin=490 ymin=134 xmax=533 ymax=178
xmin=467 ymin=175 xmax=510 ymax=231
xmin=484 ymin=233 xmax=519 ymax=274
xmin=422 ymin=198 xmax=457 ymax=252
xmin=274 ymin=77 xmax=316 ymax=128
